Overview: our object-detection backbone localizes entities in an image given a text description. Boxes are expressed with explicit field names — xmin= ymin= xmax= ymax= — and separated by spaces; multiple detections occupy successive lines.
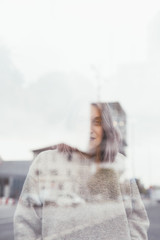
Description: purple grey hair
xmin=91 ymin=102 xmax=120 ymax=162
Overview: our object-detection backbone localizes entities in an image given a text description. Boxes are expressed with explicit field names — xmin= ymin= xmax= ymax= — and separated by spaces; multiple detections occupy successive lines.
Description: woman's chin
xmin=88 ymin=144 xmax=97 ymax=154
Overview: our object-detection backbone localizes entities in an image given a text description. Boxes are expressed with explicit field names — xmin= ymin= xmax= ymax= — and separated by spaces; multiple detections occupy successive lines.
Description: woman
xmin=14 ymin=102 xmax=150 ymax=240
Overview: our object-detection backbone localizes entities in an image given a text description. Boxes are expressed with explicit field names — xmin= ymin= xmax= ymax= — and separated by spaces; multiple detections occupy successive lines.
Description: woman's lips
xmin=90 ymin=137 xmax=96 ymax=141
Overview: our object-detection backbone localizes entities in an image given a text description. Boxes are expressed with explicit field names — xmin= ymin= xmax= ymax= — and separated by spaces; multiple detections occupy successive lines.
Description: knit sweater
xmin=14 ymin=149 xmax=150 ymax=240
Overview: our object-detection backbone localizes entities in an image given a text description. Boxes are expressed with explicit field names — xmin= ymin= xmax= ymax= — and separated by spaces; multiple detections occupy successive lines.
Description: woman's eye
xmin=94 ymin=120 xmax=101 ymax=126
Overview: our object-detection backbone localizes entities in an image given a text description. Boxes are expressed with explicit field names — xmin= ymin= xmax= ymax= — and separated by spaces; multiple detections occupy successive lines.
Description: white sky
xmin=0 ymin=0 xmax=160 ymax=187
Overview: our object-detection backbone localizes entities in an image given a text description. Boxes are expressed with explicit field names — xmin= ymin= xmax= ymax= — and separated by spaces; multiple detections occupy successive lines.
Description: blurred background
xmin=0 ymin=0 xmax=160 ymax=239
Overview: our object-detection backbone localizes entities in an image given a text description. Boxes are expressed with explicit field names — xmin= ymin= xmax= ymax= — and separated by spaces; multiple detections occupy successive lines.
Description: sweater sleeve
xmin=127 ymin=178 xmax=150 ymax=240
xmin=14 ymin=153 xmax=43 ymax=240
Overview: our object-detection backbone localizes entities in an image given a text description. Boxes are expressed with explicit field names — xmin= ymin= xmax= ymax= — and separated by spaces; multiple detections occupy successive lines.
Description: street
xmin=0 ymin=222 xmax=13 ymax=240
xmin=0 ymin=201 xmax=159 ymax=240
xmin=0 ymin=205 xmax=16 ymax=240
xmin=147 ymin=203 xmax=160 ymax=240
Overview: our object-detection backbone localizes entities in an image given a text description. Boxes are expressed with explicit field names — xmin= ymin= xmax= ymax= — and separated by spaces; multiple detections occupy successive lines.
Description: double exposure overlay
xmin=13 ymin=103 xmax=150 ymax=240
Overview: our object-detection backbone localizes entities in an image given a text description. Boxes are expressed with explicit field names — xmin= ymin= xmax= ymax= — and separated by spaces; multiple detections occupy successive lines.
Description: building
xmin=32 ymin=145 xmax=57 ymax=159
xmin=0 ymin=160 xmax=31 ymax=199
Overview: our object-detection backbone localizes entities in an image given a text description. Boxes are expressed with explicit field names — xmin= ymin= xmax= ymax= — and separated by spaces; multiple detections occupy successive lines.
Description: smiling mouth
xmin=90 ymin=137 xmax=96 ymax=141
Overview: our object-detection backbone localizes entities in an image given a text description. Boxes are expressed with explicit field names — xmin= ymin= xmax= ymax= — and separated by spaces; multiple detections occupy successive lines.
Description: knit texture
xmin=14 ymin=149 xmax=150 ymax=240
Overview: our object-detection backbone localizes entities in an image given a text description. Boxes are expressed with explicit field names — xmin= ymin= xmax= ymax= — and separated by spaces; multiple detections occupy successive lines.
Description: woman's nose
xmin=90 ymin=123 xmax=94 ymax=133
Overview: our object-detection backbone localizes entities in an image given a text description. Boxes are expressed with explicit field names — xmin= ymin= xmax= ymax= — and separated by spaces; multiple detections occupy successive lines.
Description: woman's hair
xmin=57 ymin=102 xmax=121 ymax=163
xmin=91 ymin=102 xmax=120 ymax=163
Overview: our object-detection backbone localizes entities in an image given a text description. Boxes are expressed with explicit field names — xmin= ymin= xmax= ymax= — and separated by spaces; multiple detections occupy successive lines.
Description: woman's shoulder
xmin=99 ymin=152 xmax=126 ymax=173
xmin=114 ymin=152 xmax=127 ymax=175
xmin=115 ymin=151 xmax=126 ymax=163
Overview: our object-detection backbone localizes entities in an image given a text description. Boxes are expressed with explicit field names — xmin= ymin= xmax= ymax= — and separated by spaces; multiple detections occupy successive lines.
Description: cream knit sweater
xmin=14 ymin=149 xmax=150 ymax=240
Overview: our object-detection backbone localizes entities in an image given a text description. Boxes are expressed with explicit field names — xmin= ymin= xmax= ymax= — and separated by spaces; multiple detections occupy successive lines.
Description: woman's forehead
xmin=90 ymin=105 xmax=101 ymax=118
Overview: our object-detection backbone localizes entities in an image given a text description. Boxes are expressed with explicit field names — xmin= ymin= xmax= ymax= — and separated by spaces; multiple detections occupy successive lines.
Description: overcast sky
xmin=0 ymin=0 xmax=160 ymax=187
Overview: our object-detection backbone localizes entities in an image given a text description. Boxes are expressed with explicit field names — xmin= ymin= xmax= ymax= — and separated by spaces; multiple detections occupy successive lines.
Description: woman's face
xmin=89 ymin=105 xmax=103 ymax=151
